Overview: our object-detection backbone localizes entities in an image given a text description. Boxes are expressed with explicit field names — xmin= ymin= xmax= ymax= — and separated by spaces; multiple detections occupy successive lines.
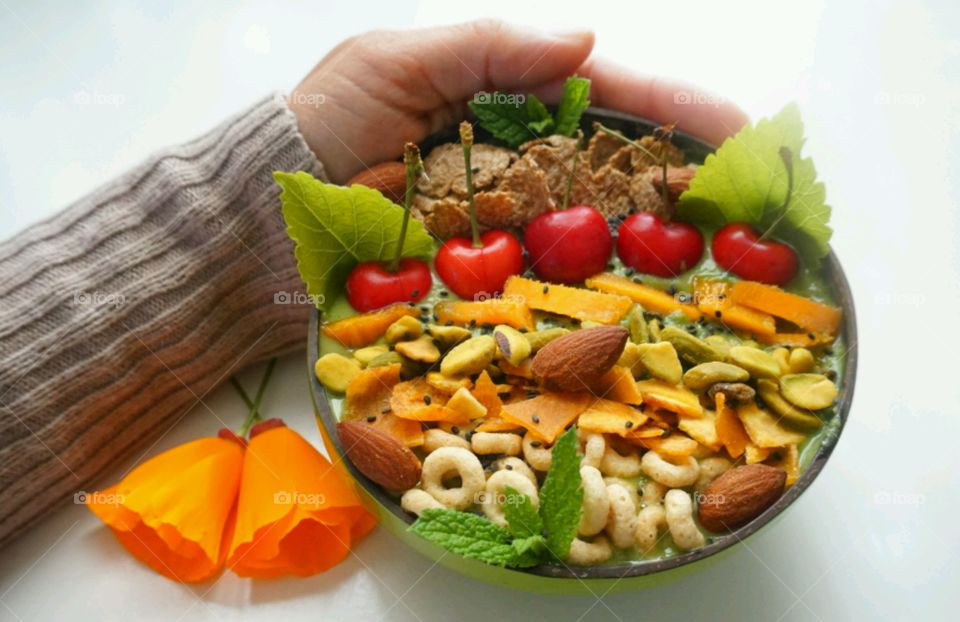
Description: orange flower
xmin=87 ymin=437 xmax=245 ymax=583
xmin=226 ymin=425 xmax=375 ymax=578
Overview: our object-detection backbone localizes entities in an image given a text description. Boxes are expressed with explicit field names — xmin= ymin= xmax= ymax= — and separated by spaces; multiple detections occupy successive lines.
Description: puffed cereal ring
xmin=490 ymin=456 xmax=537 ymax=488
xmin=423 ymin=428 xmax=470 ymax=453
xmin=640 ymin=450 xmax=700 ymax=488
xmin=566 ymin=535 xmax=613 ymax=565
xmin=400 ymin=488 xmax=444 ymax=517
xmin=664 ymin=489 xmax=706 ymax=550
xmin=522 ymin=431 xmax=553 ymax=471
xmin=421 ymin=446 xmax=486 ymax=510
xmin=578 ymin=466 xmax=610 ymax=537
xmin=640 ymin=479 xmax=668 ymax=507
xmin=581 ymin=433 xmax=606 ymax=470
xmin=482 ymin=469 xmax=539 ymax=528
xmin=600 ymin=445 xmax=643 ymax=478
xmin=471 ymin=431 xmax=522 ymax=456
xmin=604 ymin=482 xmax=639 ymax=549
xmin=695 ymin=456 xmax=732 ymax=491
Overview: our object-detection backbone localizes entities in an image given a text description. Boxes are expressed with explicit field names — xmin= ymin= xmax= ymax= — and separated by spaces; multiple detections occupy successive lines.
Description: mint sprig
xmin=409 ymin=426 xmax=583 ymax=568
xmin=468 ymin=76 xmax=591 ymax=148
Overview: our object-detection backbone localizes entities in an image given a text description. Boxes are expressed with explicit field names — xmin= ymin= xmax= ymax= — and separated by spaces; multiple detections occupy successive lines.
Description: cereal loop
xmin=664 ymin=489 xmax=706 ymax=550
xmin=423 ymin=428 xmax=470 ymax=453
xmin=578 ymin=466 xmax=610 ymax=537
xmin=490 ymin=456 xmax=537 ymax=488
xmin=581 ymin=433 xmax=606 ymax=470
xmin=635 ymin=504 xmax=667 ymax=552
xmin=421 ymin=447 xmax=486 ymax=510
xmin=522 ymin=431 xmax=553 ymax=471
xmin=640 ymin=450 xmax=700 ymax=488
xmin=604 ymin=483 xmax=639 ymax=549
xmin=472 ymin=432 xmax=522 ymax=456
xmin=695 ymin=456 xmax=732 ymax=491
xmin=566 ymin=536 xmax=613 ymax=565
xmin=400 ymin=488 xmax=444 ymax=517
xmin=600 ymin=445 xmax=643 ymax=478
xmin=482 ymin=469 xmax=539 ymax=528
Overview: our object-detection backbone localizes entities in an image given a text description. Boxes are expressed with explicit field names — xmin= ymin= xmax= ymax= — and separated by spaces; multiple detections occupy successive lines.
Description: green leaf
xmin=510 ymin=534 xmax=548 ymax=568
xmin=410 ymin=509 xmax=519 ymax=566
xmin=675 ymin=103 xmax=832 ymax=265
xmin=469 ymin=93 xmax=554 ymax=147
xmin=275 ymin=171 xmax=435 ymax=310
xmin=538 ymin=426 xmax=582 ymax=560
xmin=554 ymin=76 xmax=591 ymax=136
xmin=502 ymin=487 xmax=543 ymax=539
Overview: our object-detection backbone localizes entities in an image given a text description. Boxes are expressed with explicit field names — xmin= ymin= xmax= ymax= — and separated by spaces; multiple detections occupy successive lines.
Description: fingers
xmin=577 ymin=57 xmax=750 ymax=146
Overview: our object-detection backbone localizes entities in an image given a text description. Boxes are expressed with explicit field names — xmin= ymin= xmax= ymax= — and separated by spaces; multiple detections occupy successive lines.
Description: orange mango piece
xmin=714 ymin=392 xmax=749 ymax=459
xmin=322 ymin=303 xmax=418 ymax=348
xmin=472 ymin=370 xmax=504 ymax=419
xmin=434 ymin=299 xmax=534 ymax=331
xmin=635 ymin=379 xmax=703 ymax=417
xmin=394 ymin=403 xmax=471 ymax=425
xmin=500 ymin=392 xmax=593 ymax=444
xmin=727 ymin=281 xmax=842 ymax=335
xmin=592 ymin=366 xmax=644 ymax=405
xmin=637 ymin=433 xmax=700 ymax=460
xmin=584 ymin=273 xmax=701 ymax=321
xmin=692 ymin=278 xmax=776 ymax=336
xmin=756 ymin=331 xmax=836 ymax=347
xmin=503 ymin=275 xmax=632 ymax=324
xmin=577 ymin=399 xmax=648 ymax=436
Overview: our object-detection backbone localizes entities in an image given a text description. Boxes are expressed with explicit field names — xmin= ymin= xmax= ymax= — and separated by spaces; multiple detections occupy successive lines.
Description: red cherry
xmin=435 ymin=230 xmax=524 ymax=300
xmin=249 ymin=418 xmax=286 ymax=438
xmin=712 ymin=223 xmax=798 ymax=286
xmin=345 ymin=258 xmax=431 ymax=312
xmin=617 ymin=212 xmax=704 ymax=277
xmin=524 ymin=206 xmax=612 ymax=284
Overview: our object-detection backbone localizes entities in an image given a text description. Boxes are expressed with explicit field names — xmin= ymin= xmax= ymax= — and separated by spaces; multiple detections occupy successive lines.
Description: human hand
xmin=289 ymin=19 xmax=748 ymax=183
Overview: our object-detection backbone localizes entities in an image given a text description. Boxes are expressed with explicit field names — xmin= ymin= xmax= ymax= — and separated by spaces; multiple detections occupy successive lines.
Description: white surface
xmin=1 ymin=0 xmax=959 ymax=620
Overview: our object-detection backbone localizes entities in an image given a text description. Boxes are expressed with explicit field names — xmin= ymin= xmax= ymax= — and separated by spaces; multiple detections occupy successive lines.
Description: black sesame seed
xmin=715 ymin=310 xmax=722 ymax=318
xmin=807 ymin=332 xmax=816 ymax=340
xmin=439 ymin=290 xmax=449 ymax=297
xmin=718 ymin=294 xmax=726 ymax=300
xmin=446 ymin=320 xmax=453 ymax=326
xmin=381 ymin=407 xmax=392 ymax=414
xmin=532 ymin=415 xmax=541 ymax=424
xmin=607 ymin=263 xmax=615 ymax=271
xmin=505 ymin=464 xmax=513 ymax=470
xmin=519 ymin=326 xmax=528 ymax=333
xmin=625 ymin=268 xmax=635 ymax=277
xmin=469 ymin=319 xmax=477 ymax=327
xmin=543 ymin=285 xmax=550 ymax=294
xmin=625 ymin=420 xmax=634 ymax=429
xmin=367 ymin=415 xmax=377 ymax=423
xmin=639 ymin=403 xmax=647 ymax=411
xmin=481 ymin=322 xmax=492 ymax=331
xmin=411 ymin=289 xmax=420 ymax=298
xmin=826 ymin=369 xmax=837 ymax=380
xmin=420 ymin=305 xmax=430 ymax=313
xmin=632 ymin=277 xmax=643 ymax=284
xmin=423 ymin=395 xmax=432 ymax=405
xmin=530 ymin=440 xmax=542 ymax=448
xmin=450 ymin=426 xmax=460 ymax=434
xmin=666 ymin=285 xmax=677 ymax=296
xmin=526 ymin=390 xmax=539 ymax=398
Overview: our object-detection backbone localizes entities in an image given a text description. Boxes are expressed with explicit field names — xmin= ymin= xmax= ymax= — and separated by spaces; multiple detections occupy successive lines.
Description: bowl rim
xmin=308 ymin=105 xmax=858 ymax=580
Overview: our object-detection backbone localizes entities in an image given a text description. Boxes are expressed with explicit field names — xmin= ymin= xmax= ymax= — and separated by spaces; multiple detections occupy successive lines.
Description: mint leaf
xmin=275 ymin=171 xmax=434 ymax=310
xmin=554 ymin=76 xmax=591 ymax=136
xmin=510 ymin=534 xmax=548 ymax=568
xmin=502 ymin=487 xmax=543 ymax=539
xmin=409 ymin=509 xmax=520 ymax=566
xmin=469 ymin=94 xmax=554 ymax=147
xmin=675 ymin=103 xmax=832 ymax=266
xmin=538 ymin=426 xmax=582 ymax=560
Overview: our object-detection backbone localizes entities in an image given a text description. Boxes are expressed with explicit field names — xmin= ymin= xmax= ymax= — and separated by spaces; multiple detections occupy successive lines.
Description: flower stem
xmin=232 ymin=357 xmax=278 ymax=437
xmin=561 ymin=130 xmax=585 ymax=211
xmin=460 ymin=122 xmax=482 ymax=248
xmin=390 ymin=143 xmax=423 ymax=272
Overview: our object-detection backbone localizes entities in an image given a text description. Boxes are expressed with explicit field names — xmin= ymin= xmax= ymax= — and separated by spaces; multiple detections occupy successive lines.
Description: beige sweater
xmin=0 ymin=95 xmax=324 ymax=547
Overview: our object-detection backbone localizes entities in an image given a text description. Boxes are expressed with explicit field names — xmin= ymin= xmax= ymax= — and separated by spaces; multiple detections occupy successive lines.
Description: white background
xmin=1 ymin=0 xmax=958 ymax=620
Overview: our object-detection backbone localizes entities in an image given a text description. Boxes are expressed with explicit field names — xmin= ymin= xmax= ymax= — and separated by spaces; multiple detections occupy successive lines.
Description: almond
xmin=698 ymin=464 xmax=786 ymax=532
xmin=651 ymin=166 xmax=696 ymax=203
xmin=531 ymin=326 xmax=628 ymax=392
xmin=337 ymin=420 xmax=421 ymax=490
xmin=346 ymin=161 xmax=407 ymax=203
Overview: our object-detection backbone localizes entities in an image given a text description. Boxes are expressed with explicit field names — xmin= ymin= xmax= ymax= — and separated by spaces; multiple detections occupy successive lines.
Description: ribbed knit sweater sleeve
xmin=0 ymin=95 xmax=323 ymax=547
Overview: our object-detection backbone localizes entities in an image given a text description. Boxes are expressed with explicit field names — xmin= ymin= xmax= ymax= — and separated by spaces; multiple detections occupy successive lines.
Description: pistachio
xmin=618 ymin=342 xmax=646 ymax=377
xmin=524 ymin=327 xmax=569 ymax=353
xmin=728 ymin=345 xmax=781 ymax=379
xmin=660 ymin=326 xmax=724 ymax=364
xmin=779 ymin=373 xmax=837 ymax=410
xmin=367 ymin=351 xmax=403 ymax=368
xmin=756 ymin=379 xmax=822 ymax=428
xmin=788 ymin=348 xmax=816 ymax=373
xmin=354 ymin=344 xmax=388 ymax=366
xmin=367 ymin=351 xmax=422 ymax=378
xmin=648 ymin=317 xmax=662 ymax=342
xmin=314 ymin=353 xmax=362 ymax=393
xmin=704 ymin=335 xmax=737 ymax=357
xmin=580 ymin=320 xmax=604 ymax=330
xmin=628 ymin=306 xmax=649 ymax=344
xmin=683 ymin=362 xmax=750 ymax=390
xmin=428 ymin=324 xmax=471 ymax=349
xmin=707 ymin=382 xmax=756 ymax=403
xmin=636 ymin=341 xmax=683 ymax=385
xmin=772 ymin=347 xmax=791 ymax=375
xmin=385 ymin=315 xmax=422 ymax=344
xmin=493 ymin=324 xmax=532 ymax=365
xmin=440 ymin=335 xmax=496 ymax=377
xmin=394 ymin=335 xmax=441 ymax=363
xmin=426 ymin=371 xmax=472 ymax=394
xmin=446 ymin=386 xmax=488 ymax=419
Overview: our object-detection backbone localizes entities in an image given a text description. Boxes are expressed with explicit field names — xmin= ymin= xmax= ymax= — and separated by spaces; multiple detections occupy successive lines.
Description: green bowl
xmin=308 ymin=107 xmax=858 ymax=594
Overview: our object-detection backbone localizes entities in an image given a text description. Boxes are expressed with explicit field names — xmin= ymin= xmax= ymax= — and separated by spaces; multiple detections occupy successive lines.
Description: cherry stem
xmin=758 ymin=147 xmax=794 ymax=243
xmin=390 ymin=143 xmax=423 ymax=272
xmin=460 ymin=122 xmax=482 ymax=248
xmin=232 ymin=357 xmax=278 ymax=437
xmin=561 ymin=130 xmax=585 ymax=211
xmin=593 ymin=122 xmax=661 ymax=163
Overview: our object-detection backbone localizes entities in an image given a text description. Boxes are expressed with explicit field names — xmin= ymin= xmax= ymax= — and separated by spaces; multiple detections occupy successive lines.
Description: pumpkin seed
xmin=779 ymin=373 xmax=837 ymax=410
xmin=683 ymin=361 xmax=749 ymax=390
xmin=756 ymin=379 xmax=822 ymax=428
xmin=728 ymin=345 xmax=781 ymax=379
xmin=704 ymin=334 xmax=737 ymax=357
xmin=659 ymin=326 xmax=724 ymax=364
xmin=636 ymin=341 xmax=683 ymax=385
xmin=441 ymin=335 xmax=496 ymax=377
xmin=314 ymin=353 xmax=362 ymax=393
xmin=493 ymin=324 xmax=532 ymax=365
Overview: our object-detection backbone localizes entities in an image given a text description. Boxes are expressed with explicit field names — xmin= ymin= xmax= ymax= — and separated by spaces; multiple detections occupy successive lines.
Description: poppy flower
xmin=226 ymin=424 xmax=375 ymax=578
xmin=87 ymin=437 xmax=245 ymax=583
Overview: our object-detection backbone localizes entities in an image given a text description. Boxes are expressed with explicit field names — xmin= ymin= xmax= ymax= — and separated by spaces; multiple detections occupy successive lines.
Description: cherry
xmin=435 ymin=231 xmax=524 ymax=299
xmin=617 ymin=212 xmax=704 ymax=277
xmin=524 ymin=206 xmax=612 ymax=284
xmin=346 ymin=258 xmax=431 ymax=312
xmin=712 ymin=223 xmax=798 ymax=286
